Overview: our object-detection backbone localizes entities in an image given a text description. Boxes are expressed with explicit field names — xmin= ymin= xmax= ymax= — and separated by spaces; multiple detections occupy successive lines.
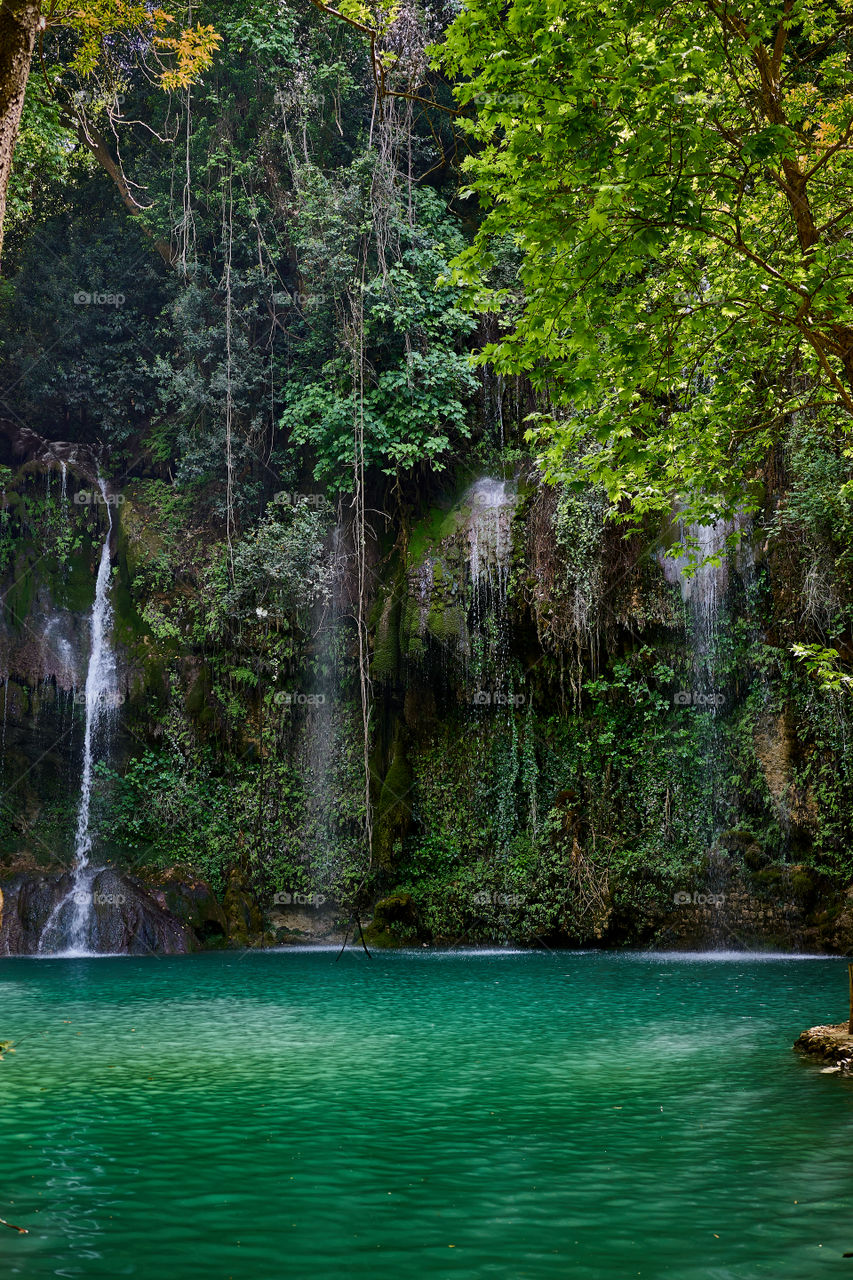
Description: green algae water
xmin=1 ymin=950 xmax=852 ymax=1280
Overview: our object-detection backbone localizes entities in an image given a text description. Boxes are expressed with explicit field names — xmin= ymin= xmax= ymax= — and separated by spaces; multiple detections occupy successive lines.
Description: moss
xmin=400 ymin=596 xmax=426 ymax=659
xmin=111 ymin=566 xmax=152 ymax=646
xmin=185 ymin=666 xmax=212 ymax=716
xmin=406 ymin=504 xmax=466 ymax=569
xmin=373 ymin=737 xmax=413 ymax=870
xmin=4 ymin=552 xmax=37 ymax=628
xmin=363 ymin=892 xmax=419 ymax=947
xmin=55 ymin=549 xmax=97 ymax=614
xmin=222 ymin=869 xmax=266 ymax=946
xmin=371 ymin=594 xmax=401 ymax=681
xmin=752 ymin=866 xmax=787 ymax=896
xmin=426 ymin=599 xmax=467 ymax=648
xmin=789 ymin=866 xmax=818 ymax=908
xmin=117 ymin=497 xmax=167 ymax=581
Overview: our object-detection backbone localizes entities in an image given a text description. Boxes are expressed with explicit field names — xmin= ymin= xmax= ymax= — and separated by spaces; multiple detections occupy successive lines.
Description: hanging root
xmin=355 ymin=912 xmax=373 ymax=959
xmin=335 ymin=919 xmax=351 ymax=962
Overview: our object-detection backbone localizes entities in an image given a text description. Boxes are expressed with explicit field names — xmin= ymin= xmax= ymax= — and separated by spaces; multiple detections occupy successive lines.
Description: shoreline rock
xmin=794 ymin=1023 xmax=853 ymax=1075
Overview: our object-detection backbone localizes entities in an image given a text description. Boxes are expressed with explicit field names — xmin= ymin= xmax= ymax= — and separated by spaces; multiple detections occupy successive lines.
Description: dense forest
xmin=0 ymin=0 xmax=852 ymax=954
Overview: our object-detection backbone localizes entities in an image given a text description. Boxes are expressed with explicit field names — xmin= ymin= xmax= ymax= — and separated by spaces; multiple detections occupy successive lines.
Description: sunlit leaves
xmin=48 ymin=1 xmax=221 ymax=91
xmin=439 ymin=0 xmax=853 ymax=529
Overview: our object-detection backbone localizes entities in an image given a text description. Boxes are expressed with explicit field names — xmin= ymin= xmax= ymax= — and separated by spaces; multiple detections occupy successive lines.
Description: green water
xmin=1 ymin=950 xmax=851 ymax=1279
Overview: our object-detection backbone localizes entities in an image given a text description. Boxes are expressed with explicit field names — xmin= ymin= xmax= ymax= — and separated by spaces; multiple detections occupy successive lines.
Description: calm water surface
xmin=0 ymin=949 xmax=851 ymax=1279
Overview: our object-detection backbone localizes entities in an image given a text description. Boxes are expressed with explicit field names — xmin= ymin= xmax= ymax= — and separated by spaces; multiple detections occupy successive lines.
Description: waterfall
xmin=39 ymin=476 xmax=119 ymax=956
xmin=297 ymin=514 xmax=347 ymax=892
xmin=465 ymin=477 xmax=515 ymax=591
xmin=463 ymin=477 xmax=523 ymax=854
xmin=661 ymin=516 xmax=745 ymax=946
xmin=465 ymin=477 xmax=514 ymax=651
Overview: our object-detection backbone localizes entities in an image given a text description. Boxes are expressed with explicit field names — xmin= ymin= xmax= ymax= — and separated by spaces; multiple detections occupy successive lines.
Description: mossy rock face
xmin=364 ymin=892 xmax=420 ymax=948
xmin=403 ymin=686 xmax=436 ymax=731
xmin=406 ymin=505 xmax=468 ymax=569
xmin=154 ymin=868 xmax=228 ymax=947
xmin=397 ymin=476 xmax=522 ymax=678
xmin=719 ymin=828 xmax=757 ymax=853
xmin=184 ymin=665 xmax=213 ymax=716
xmin=788 ymin=866 xmax=818 ymax=909
xmin=117 ymin=496 xmax=167 ymax=581
xmin=752 ymin=866 xmax=786 ymax=895
xmin=742 ymin=843 xmax=769 ymax=872
xmin=718 ymin=829 xmax=768 ymax=870
xmin=222 ymin=870 xmax=266 ymax=946
xmin=4 ymin=552 xmax=38 ymax=629
xmin=400 ymin=596 xmax=427 ymax=661
xmin=828 ymin=886 xmax=853 ymax=953
xmin=426 ymin=600 xmax=468 ymax=649
xmin=111 ymin=574 xmax=151 ymax=650
xmin=372 ymin=594 xmax=401 ymax=682
xmin=372 ymin=738 xmax=413 ymax=870
xmin=54 ymin=544 xmax=99 ymax=615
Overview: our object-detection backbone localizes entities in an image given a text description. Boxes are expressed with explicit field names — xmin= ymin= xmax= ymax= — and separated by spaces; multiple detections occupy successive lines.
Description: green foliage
xmin=225 ymin=493 xmax=335 ymax=621
xmin=99 ymin=693 xmax=371 ymax=905
xmin=5 ymin=0 xmax=853 ymax=948
xmin=439 ymin=0 xmax=853 ymax=530
xmin=778 ymin=430 xmax=853 ymax=553
xmin=281 ymin=193 xmax=477 ymax=487
xmin=6 ymin=73 xmax=80 ymax=240
xmin=791 ymin=644 xmax=853 ymax=696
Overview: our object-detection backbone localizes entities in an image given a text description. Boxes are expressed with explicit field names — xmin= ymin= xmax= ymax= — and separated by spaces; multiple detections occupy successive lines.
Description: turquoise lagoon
xmin=0 ymin=949 xmax=851 ymax=1279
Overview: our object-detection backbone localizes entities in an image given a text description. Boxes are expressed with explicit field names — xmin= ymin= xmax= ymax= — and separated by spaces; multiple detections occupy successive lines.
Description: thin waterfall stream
xmin=661 ymin=517 xmax=743 ymax=944
xmin=38 ymin=476 xmax=119 ymax=956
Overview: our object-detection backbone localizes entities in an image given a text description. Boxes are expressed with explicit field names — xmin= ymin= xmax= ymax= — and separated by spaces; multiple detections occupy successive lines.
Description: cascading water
xmin=39 ymin=477 xmax=119 ymax=956
xmin=661 ymin=519 xmax=731 ymax=698
xmin=463 ymin=477 xmax=524 ymax=862
xmin=297 ymin=514 xmax=348 ymax=893
xmin=464 ymin=476 xmax=516 ymax=688
xmin=661 ymin=516 xmax=746 ymax=945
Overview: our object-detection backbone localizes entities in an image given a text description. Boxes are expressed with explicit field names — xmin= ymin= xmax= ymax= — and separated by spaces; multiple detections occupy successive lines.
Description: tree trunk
xmin=0 ymin=0 xmax=41 ymax=268
xmin=75 ymin=119 xmax=176 ymax=268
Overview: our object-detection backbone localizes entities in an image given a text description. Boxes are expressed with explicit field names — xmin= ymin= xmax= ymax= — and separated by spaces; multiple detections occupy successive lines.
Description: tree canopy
xmin=441 ymin=0 xmax=853 ymax=529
